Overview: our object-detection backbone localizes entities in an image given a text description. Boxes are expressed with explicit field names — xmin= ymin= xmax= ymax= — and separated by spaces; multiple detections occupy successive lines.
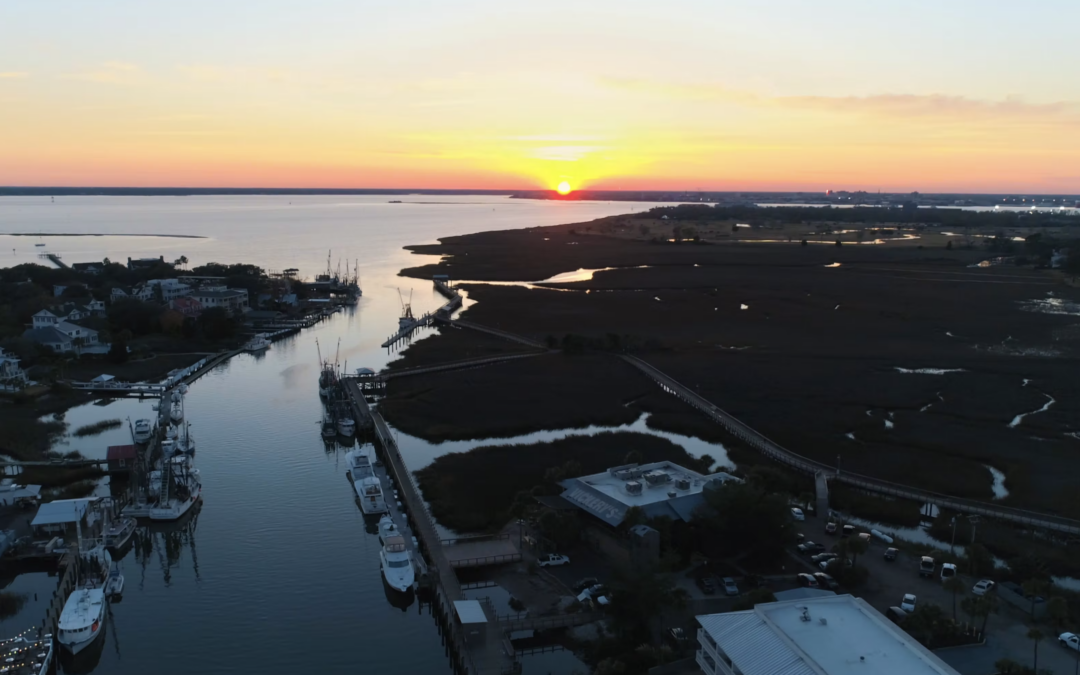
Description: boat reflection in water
xmin=382 ymin=575 xmax=415 ymax=612
xmin=128 ymin=502 xmax=203 ymax=587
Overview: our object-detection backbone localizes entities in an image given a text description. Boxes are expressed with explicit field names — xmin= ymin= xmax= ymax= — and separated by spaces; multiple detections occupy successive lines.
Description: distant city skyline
xmin=2 ymin=1 xmax=1078 ymax=193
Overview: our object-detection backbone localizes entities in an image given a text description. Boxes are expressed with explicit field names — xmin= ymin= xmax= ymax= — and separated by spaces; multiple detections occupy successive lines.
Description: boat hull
xmin=149 ymin=486 xmax=201 ymax=521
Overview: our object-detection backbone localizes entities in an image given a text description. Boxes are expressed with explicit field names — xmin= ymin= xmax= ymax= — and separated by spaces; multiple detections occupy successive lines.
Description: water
xmin=0 ymin=195 xmax=672 ymax=674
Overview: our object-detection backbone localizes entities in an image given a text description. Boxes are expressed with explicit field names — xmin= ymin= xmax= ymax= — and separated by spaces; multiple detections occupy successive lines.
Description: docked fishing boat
xmin=316 ymin=338 xmax=340 ymax=398
xmin=243 ymin=333 xmax=271 ymax=352
xmin=165 ymin=424 xmax=178 ymax=441
xmin=103 ymin=516 xmax=137 ymax=551
xmin=337 ymin=411 xmax=356 ymax=438
xmin=170 ymin=401 xmax=183 ymax=423
xmin=104 ymin=563 xmax=124 ymax=598
xmin=346 ymin=447 xmax=375 ymax=480
xmin=0 ymin=630 xmax=53 ymax=675
xmin=379 ymin=529 xmax=415 ymax=593
xmin=322 ymin=409 xmax=336 ymax=439
xmin=57 ymin=547 xmax=110 ymax=655
xmin=148 ymin=454 xmax=201 ymax=521
xmin=132 ymin=419 xmax=153 ymax=444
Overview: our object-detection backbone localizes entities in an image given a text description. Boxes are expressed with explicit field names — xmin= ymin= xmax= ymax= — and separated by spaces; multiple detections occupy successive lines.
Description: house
xmin=106 ymin=445 xmax=138 ymax=473
xmin=30 ymin=497 xmax=101 ymax=538
xmin=190 ymin=285 xmax=250 ymax=315
xmin=146 ymin=278 xmax=192 ymax=302
xmin=111 ymin=285 xmax=154 ymax=304
xmin=0 ymin=348 xmax=29 ymax=390
xmin=696 ymin=595 xmax=961 ymax=675
xmin=71 ymin=262 xmax=104 ymax=275
xmin=127 ymin=256 xmax=172 ymax=270
xmin=23 ymin=321 xmax=101 ymax=354
xmin=170 ymin=296 xmax=203 ymax=318
xmin=0 ymin=479 xmax=41 ymax=507
xmin=32 ymin=302 xmax=104 ymax=327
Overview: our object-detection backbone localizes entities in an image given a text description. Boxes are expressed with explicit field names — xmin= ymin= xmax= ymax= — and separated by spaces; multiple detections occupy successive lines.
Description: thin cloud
xmin=601 ymin=77 xmax=1080 ymax=123
xmin=0 ymin=72 xmax=29 ymax=79
xmin=177 ymin=65 xmax=292 ymax=83
xmin=65 ymin=61 xmax=144 ymax=85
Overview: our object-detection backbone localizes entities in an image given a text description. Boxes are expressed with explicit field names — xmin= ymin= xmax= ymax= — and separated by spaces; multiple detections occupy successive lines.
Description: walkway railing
xmin=622 ymin=354 xmax=1080 ymax=536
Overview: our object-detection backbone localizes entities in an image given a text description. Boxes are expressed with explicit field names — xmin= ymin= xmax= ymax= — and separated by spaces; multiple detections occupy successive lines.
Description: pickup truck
xmin=538 ymin=553 xmax=570 ymax=567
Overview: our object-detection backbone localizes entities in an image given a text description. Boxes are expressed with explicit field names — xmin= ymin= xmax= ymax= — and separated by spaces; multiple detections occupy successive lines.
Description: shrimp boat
xmin=243 ymin=333 xmax=271 ymax=352
xmin=170 ymin=401 xmax=183 ymax=424
xmin=316 ymin=339 xmax=339 ymax=398
xmin=0 ymin=630 xmax=54 ymax=675
xmin=103 ymin=516 xmax=137 ymax=551
xmin=148 ymin=453 xmax=201 ymax=521
xmin=378 ymin=517 xmax=415 ymax=593
xmin=321 ymin=409 xmax=336 ymax=439
xmin=57 ymin=546 xmax=111 ymax=655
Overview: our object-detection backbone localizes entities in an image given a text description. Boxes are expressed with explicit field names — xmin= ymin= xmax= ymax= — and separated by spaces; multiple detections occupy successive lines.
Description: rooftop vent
xmin=667 ymin=491 xmax=677 ymax=498
xmin=675 ymin=477 xmax=691 ymax=490
xmin=644 ymin=470 xmax=671 ymax=486
xmin=625 ymin=481 xmax=643 ymax=495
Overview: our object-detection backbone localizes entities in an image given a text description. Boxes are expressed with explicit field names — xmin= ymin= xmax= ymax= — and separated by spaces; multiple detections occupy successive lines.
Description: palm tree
xmin=960 ymin=596 xmax=980 ymax=629
xmin=977 ymin=593 xmax=1000 ymax=634
xmin=1028 ymin=627 xmax=1044 ymax=672
xmin=846 ymin=537 xmax=868 ymax=567
xmin=943 ymin=576 xmax=967 ymax=622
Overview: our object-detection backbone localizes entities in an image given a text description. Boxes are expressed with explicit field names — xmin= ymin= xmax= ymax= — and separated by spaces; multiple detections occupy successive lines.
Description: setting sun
xmin=556 ymin=181 xmax=572 ymax=195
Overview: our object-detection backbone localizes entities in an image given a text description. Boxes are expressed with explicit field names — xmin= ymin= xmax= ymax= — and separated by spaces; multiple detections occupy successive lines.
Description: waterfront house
xmin=146 ymin=278 xmax=193 ymax=302
xmin=30 ymin=497 xmax=101 ymax=538
xmin=191 ymin=285 xmax=250 ymax=315
xmin=106 ymin=445 xmax=138 ymax=474
xmin=22 ymin=326 xmax=73 ymax=353
xmin=23 ymin=320 xmax=101 ymax=354
xmin=0 ymin=348 xmax=30 ymax=390
xmin=71 ymin=261 xmax=104 ymax=275
xmin=170 ymin=296 xmax=203 ymax=318
xmin=111 ymin=285 xmax=155 ymax=303
xmin=127 ymin=255 xmax=173 ymax=270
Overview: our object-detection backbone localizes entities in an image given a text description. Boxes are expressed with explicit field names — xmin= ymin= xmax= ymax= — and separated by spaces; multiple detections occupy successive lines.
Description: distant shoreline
xmin=2 ymin=233 xmax=208 ymax=239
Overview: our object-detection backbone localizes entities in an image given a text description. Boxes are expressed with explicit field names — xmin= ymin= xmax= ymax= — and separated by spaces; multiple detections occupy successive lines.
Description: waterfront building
xmin=146 ymin=278 xmax=193 ymax=302
xmin=695 ymin=595 xmax=961 ymax=675
xmin=127 ymin=255 xmax=172 ymax=270
xmin=170 ymin=296 xmax=204 ymax=318
xmin=190 ymin=285 xmax=250 ymax=315
xmin=30 ymin=497 xmax=102 ymax=539
xmin=23 ymin=320 xmax=101 ymax=354
xmin=71 ymin=261 xmax=104 ymax=274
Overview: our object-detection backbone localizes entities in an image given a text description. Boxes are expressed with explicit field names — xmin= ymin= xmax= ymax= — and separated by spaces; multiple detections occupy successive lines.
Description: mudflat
xmin=398 ymin=218 xmax=1080 ymax=517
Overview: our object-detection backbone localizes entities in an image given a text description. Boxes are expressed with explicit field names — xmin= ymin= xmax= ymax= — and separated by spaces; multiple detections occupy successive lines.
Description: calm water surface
xmin=0 ymin=196 xmax=673 ymax=674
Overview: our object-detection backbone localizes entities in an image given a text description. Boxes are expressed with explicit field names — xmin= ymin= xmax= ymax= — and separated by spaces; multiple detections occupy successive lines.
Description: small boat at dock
xmin=336 ymin=403 xmax=355 ymax=437
xmin=354 ymin=476 xmax=387 ymax=515
xmin=104 ymin=564 xmax=124 ymax=598
xmin=132 ymin=419 xmax=153 ymax=444
xmin=243 ymin=333 xmax=271 ymax=352
xmin=103 ymin=516 xmax=137 ymax=551
xmin=322 ymin=409 xmax=336 ymax=439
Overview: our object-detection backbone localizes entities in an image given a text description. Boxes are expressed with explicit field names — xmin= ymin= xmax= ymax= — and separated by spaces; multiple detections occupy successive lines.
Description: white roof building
xmin=696 ymin=595 xmax=961 ymax=675
xmin=558 ymin=461 xmax=740 ymax=526
xmin=30 ymin=498 xmax=100 ymax=532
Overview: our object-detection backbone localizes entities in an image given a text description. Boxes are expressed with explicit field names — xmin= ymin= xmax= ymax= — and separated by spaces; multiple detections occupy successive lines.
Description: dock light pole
xmin=950 ymin=516 xmax=957 ymax=554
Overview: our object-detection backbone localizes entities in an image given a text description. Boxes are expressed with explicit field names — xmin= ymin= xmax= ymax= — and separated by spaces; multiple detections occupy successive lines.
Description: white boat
xmin=165 ymin=424 xmax=178 ymax=441
xmin=149 ymin=454 xmax=201 ymax=521
xmin=57 ymin=547 xmax=111 ymax=655
xmin=355 ymin=476 xmax=387 ymax=515
xmin=103 ymin=516 xmax=137 ymax=551
xmin=0 ymin=632 xmax=53 ymax=675
xmin=337 ymin=414 xmax=355 ymax=437
xmin=346 ymin=448 xmax=374 ymax=480
xmin=132 ymin=419 xmax=153 ymax=444
xmin=170 ymin=402 xmax=183 ymax=423
xmin=243 ymin=333 xmax=271 ymax=352
xmin=104 ymin=564 xmax=124 ymax=597
xmin=380 ymin=533 xmax=415 ymax=593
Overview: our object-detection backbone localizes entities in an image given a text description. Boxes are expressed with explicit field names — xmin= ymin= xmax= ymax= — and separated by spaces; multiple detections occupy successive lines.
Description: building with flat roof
xmin=696 ymin=595 xmax=960 ymax=675
xmin=558 ymin=461 xmax=739 ymax=526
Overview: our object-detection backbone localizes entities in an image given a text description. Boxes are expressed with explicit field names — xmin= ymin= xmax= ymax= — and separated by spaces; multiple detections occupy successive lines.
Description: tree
xmin=946 ymin=240 xmax=953 ymax=250
xmin=905 ymin=602 xmax=946 ymax=648
xmin=963 ymin=543 xmax=993 ymax=578
xmin=845 ymin=536 xmax=868 ymax=567
xmin=624 ymin=450 xmax=643 ymax=466
xmin=693 ymin=481 xmax=793 ymax=562
xmin=197 ymin=306 xmax=237 ymax=341
xmin=1027 ymin=627 xmax=1044 ymax=672
xmin=1047 ymin=596 xmax=1068 ymax=633
xmin=835 ymin=239 xmax=842 ymax=247
xmin=606 ymin=569 xmax=688 ymax=642
xmin=976 ymin=593 xmax=999 ymax=634
xmin=943 ymin=576 xmax=967 ymax=621
xmin=960 ymin=596 xmax=980 ymax=628
xmin=801 ymin=239 xmax=808 ymax=247
xmin=1023 ymin=579 xmax=1051 ymax=619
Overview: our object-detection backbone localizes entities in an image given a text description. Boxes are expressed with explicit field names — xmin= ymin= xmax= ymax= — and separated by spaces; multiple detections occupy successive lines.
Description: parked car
xmin=814 ymin=572 xmax=840 ymax=590
xmin=811 ymin=552 xmax=838 ymax=564
xmin=1060 ymin=632 xmax=1080 ymax=653
xmin=972 ymin=579 xmax=996 ymax=596
xmin=841 ymin=524 xmax=855 ymax=538
xmin=722 ymin=577 xmax=739 ymax=596
xmin=798 ymin=541 xmax=825 ymax=554
xmin=886 ymin=606 xmax=909 ymax=623
xmin=696 ymin=576 xmax=716 ymax=595
xmin=538 ymin=553 xmax=569 ymax=567
xmin=796 ymin=573 xmax=819 ymax=588
xmin=940 ymin=563 xmax=957 ymax=582
xmin=825 ymin=522 xmax=837 ymax=535
xmin=790 ymin=507 xmax=805 ymax=521
xmin=884 ymin=547 xmax=899 ymax=561
xmin=900 ymin=594 xmax=917 ymax=612
xmin=821 ymin=558 xmax=852 ymax=572
xmin=573 ymin=577 xmax=599 ymax=593
xmin=858 ymin=532 xmax=872 ymax=544
xmin=918 ymin=556 xmax=935 ymax=578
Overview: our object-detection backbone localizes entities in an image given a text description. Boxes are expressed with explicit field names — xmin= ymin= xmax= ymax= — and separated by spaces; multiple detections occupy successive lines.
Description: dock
xmin=342 ymin=378 xmax=523 ymax=675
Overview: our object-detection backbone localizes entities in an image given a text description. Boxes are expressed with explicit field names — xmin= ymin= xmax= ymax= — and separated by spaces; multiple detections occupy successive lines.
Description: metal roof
xmin=31 ymin=498 xmax=93 ymax=526
xmin=698 ymin=611 xmax=818 ymax=675
xmin=453 ymin=600 xmax=488 ymax=625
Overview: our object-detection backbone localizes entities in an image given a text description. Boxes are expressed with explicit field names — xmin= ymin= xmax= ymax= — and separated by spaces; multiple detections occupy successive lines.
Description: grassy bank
xmin=63 ymin=352 xmax=204 ymax=383
xmin=0 ymin=389 xmax=89 ymax=461
xmin=385 ymin=324 xmax=537 ymax=372
xmin=380 ymin=353 xmax=650 ymax=441
xmin=73 ymin=419 xmax=122 ymax=437
xmin=417 ymin=431 xmax=709 ymax=532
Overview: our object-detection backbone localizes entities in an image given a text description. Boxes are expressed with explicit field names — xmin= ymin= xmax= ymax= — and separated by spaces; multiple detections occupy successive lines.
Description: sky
xmin=1 ymin=0 xmax=1079 ymax=193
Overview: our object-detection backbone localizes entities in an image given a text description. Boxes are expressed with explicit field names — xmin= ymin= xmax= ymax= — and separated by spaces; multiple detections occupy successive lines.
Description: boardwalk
xmin=622 ymin=354 xmax=1080 ymax=536
xmin=381 ymin=351 xmax=546 ymax=381
xmin=449 ymin=319 xmax=548 ymax=350
xmin=441 ymin=536 xmax=522 ymax=569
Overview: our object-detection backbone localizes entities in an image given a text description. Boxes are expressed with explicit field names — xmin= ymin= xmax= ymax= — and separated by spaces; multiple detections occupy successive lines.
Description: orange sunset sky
xmin=1 ymin=1 xmax=1079 ymax=193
